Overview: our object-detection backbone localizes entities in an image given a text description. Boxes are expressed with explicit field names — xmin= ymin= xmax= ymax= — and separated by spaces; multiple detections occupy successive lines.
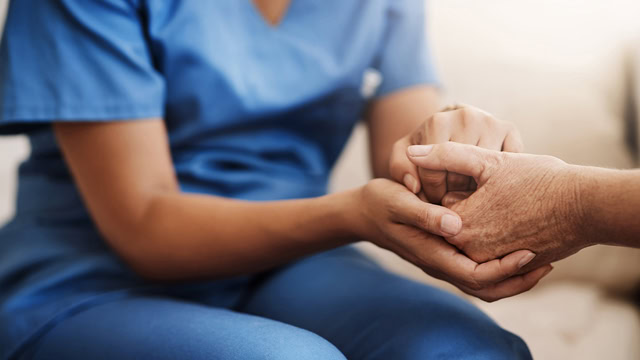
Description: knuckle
xmin=365 ymin=178 xmax=387 ymax=194
xmin=416 ymin=208 xmax=436 ymax=230
xmin=459 ymin=106 xmax=475 ymax=119
xmin=483 ymin=114 xmax=499 ymax=127
xmin=479 ymin=151 xmax=505 ymax=176
xmin=439 ymin=142 xmax=458 ymax=164
xmin=465 ymin=278 xmax=484 ymax=291
xmin=440 ymin=141 xmax=455 ymax=153
xmin=430 ymin=113 xmax=449 ymax=128
xmin=487 ymin=152 xmax=505 ymax=168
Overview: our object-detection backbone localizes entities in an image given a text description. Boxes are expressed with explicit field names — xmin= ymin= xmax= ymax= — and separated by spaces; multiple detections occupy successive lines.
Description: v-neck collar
xmin=248 ymin=0 xmax=293 ymax=30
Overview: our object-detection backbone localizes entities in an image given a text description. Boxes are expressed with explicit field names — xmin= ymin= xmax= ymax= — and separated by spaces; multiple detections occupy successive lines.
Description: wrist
xmin=566 ymin=164 xmax=602 ymax=247
xmin=574 ymin=166 xmax=640 ymax=247
xmin=322 ymin=187 xmax=365 ymax=242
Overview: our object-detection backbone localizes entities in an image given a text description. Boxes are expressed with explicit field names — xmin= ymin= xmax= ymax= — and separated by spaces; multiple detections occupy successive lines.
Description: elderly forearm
xmin=578 ymin=167 xmax=640 ymax=247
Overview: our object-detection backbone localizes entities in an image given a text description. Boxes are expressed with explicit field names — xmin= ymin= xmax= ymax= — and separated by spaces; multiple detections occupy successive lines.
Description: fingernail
xmin=542 ymin=265 xmax=554 ymax=278
xmin=407 ymin=145 xmax=434 ymax=157
xmin=403 ymin=174 xmax=419 ymax=193
xmin=518 ymin=252 xmax=536 ymax=269
xmin=441 ymin=214 xmax=461 ymax=235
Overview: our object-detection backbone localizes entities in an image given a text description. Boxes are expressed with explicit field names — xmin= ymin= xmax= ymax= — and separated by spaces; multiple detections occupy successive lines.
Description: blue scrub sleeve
xmin=373 ymin=0 xmax=439 ymax=97
xmin=0 ymin=0 xmax=165 ymax=135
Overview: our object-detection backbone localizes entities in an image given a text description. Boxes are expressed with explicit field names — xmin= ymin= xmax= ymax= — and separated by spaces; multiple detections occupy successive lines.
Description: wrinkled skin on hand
xmin=354 ymin=178 xmax=552 ymax=301
xmin=408 ymin=142 xmax=590 ymax=272
xmin=388 ymin=105 xmax=523 ymax=204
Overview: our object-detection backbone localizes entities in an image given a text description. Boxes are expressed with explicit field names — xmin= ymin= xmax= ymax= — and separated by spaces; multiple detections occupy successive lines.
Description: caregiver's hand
xmin=389 ymin=105 xmax=523 ymax=204
xmin=352 ymin=178 xmax=552 ymax=302
xmin=406 ymin=142 xmax=587 ymax=271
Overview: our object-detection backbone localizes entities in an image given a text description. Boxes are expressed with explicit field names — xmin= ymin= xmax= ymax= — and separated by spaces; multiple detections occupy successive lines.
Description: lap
xmin=239 ymin=246 xmax=532 ymax=360
xmin=22 ymin=246 xmax=531 ymax=360
xmin=22 ymin=296 xmax=345 ymax=360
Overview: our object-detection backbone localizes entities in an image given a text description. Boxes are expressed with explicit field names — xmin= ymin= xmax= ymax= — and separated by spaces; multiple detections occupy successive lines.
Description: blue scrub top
xmin=0 ymin=0 xmax=437 ymax=358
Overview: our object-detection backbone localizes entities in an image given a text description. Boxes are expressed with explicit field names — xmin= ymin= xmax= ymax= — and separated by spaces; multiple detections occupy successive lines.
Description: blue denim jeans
xmin=20 ymin=246 xmax=531 ymax=360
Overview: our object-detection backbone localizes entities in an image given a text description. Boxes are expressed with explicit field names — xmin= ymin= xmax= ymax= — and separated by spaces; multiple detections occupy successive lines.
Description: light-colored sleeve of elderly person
xmin=405 ymin=142 xmax=640 ymax=271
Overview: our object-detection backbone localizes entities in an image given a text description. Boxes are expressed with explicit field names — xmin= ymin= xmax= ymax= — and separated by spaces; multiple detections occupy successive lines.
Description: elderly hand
xmin=406 ymin=142 xmax=589 ymax=271
xmin=353 ymin=178 xmax=552 ymax=301
xmin=389 ymin=105 xmax=523 ymax=205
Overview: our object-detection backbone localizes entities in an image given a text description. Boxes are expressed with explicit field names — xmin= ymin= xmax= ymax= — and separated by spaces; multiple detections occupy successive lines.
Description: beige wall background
xmin=329 ymin=2 xmax=640 ymax=359
xmin=0 ymin=0 xmax=28 ymax=225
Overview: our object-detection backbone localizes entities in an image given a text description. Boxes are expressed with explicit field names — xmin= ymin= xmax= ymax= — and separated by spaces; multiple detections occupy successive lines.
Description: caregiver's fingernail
xmin=518 ymin=252 xmax=536 ymax=269
xmin=407 ymin=145 xmax=434 ymax=157
xmin=441 ymin=214 xmax=461 ymax=235
xmin=403 ymin=174 xmax=419 ymax=193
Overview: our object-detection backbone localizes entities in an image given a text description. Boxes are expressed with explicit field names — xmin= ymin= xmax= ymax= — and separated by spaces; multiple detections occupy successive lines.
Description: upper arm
xmin=371 ymin=0 xmax=438 ymax=97
xmin=0 ymin=0 xmax=164 ymax=134
xmin=0 ymin=0 xmax=171 ymax=251
xmin=54 ymin=119 xmax=178 ymax=248
xmin=365 ymin=0 xmax=441 ymax=176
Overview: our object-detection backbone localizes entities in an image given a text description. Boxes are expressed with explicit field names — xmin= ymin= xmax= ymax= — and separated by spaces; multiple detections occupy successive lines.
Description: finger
xmin=467 ymin=265 xmax=553 ymax=302
xmin=389 ymin=138 xmax=421 ymax=193
xmin=407 ymin=142 xmax=498 ymax=183
xmin=442 ymin=191 xmax=472 ymax=208
xmin=418 ymin=236 xmax=487 ymax=287
xmin=448 ymin=130 xmax=480 ymax=191
xmin=503 ymin=129 xmax=525 ymax=153
xmin=417 ymin=112 xmax=452 ymax=204
xmin=393 ymin=191 xmax=462 ymax=237
xmin=415 ymin=236 xmax=545 ymax=297
xmin=471 ymin=250 xmax=538 ymax=284
xmin=418 ymin=167 xmax=447 ymax=204
xmin=476 ymin=131 xmax=507 ymax=152
xmin=446 ymin=172 xmax=471 ymax=192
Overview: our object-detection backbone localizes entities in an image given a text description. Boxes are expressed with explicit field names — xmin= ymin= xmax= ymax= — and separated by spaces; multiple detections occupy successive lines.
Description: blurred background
xmin=1 ymin=0 xmax=639 ymax=359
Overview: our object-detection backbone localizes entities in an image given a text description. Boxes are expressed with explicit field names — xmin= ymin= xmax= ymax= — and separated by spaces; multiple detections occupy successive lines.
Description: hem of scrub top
xmin=373 ymin=77 xmax=441 ymax=99
xmin=0 ymin=102 xmax=165 ymax=133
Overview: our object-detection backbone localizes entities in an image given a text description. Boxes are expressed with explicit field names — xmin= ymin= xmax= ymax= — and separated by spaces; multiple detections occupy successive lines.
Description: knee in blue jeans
xmin=375 ymin=309 xmax=532 ymax=360
xmin=265 ymin=330 xmax=346 ymax=360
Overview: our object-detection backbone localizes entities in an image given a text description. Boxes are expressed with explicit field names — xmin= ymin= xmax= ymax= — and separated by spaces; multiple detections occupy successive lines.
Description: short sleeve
xmin=0 ymin=0 xmax=165 ymax=134
xmin=373 ymin=0 xmax=439 ymax=97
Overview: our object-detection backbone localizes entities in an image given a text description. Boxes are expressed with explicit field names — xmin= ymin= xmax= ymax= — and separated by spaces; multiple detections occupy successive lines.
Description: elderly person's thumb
xmin=406 ymin=142 xmax=499 ymax=182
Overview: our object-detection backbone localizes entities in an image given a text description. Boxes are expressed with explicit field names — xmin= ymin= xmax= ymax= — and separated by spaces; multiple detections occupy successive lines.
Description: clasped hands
xmin=357 ymin=106 xmax=586 ymax=302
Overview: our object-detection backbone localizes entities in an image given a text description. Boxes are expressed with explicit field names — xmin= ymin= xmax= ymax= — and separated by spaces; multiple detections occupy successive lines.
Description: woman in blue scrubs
xmin=0 ymin=1 xmax=549 ymax=359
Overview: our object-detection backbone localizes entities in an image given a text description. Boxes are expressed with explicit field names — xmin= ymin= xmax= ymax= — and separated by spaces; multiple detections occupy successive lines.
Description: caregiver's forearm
xmin=578 ymin=167 xmax=640 ymax=248
xmin=115 ymin=189 xmax=360 ymax=281
xmin=54 ymin=120 xmax=363 ymax=282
